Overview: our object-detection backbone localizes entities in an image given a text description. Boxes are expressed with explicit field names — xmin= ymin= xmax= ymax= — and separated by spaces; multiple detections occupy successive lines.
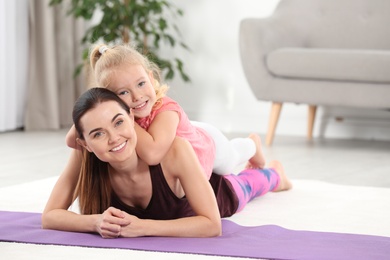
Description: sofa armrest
xmin=239 ymin=16 xmax=307 ymax=100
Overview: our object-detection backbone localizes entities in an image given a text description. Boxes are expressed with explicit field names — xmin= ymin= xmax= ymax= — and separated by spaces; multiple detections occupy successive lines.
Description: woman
xmin=42 ymin=88 xmax=292 ymax=238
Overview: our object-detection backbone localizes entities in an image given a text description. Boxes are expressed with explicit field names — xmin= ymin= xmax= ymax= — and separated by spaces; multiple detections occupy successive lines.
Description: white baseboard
xmin=316 ymin=115 xmax=390 ymax=141
xmin=187 ymin=106 xmax=390 ymax=141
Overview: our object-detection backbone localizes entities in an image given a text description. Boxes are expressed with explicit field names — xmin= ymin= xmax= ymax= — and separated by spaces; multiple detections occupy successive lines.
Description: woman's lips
xmin=110 ymin=141 xmax=127 ymax=152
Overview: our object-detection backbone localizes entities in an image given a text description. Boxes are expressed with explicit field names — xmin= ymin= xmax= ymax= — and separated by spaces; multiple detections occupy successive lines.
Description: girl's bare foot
xmin=246 ymin=133 xmax=266 ymax=169
xmin=268 ymin=160 xmax=292 ymax=192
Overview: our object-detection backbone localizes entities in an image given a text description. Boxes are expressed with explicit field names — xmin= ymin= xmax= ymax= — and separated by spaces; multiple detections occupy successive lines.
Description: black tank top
xmin=110 ymin=164 xmax=238 ymax=219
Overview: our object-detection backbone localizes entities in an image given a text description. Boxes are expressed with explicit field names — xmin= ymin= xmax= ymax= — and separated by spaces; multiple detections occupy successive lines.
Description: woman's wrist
xmin=91 ymin=214 xmax=102 ymax=234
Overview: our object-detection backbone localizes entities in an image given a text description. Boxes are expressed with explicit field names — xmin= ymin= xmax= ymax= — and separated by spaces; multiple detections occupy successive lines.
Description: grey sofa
xmin=239 ymin=0 xmax=390 ymax=145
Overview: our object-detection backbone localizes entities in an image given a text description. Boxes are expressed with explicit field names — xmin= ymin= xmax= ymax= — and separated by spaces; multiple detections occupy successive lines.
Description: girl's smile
xmin=107 ymin=64 xmax=157 ymax=119
xmin=133 ymin=100 xmax=147 ymax=109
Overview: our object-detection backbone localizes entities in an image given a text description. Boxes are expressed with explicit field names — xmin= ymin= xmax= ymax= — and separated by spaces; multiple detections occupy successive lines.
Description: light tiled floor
xmin=1 ymin=129 xmax=390 ymax=260
xmin=1 ymin=129 xmax=390 ymax=188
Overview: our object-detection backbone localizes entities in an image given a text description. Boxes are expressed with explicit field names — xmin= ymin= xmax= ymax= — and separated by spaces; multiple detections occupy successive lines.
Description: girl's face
xmin=78 ymin=100 xmax=137 ymax=164
xmin=107 ymin=64 xmax=157 ymax=119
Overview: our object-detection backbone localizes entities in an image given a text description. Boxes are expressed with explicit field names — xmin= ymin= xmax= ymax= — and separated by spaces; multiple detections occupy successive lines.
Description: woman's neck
xmin=109 ymin=154 xmax=148 ymax=178
xmin=108 ymin=155 xmax=152 ymax=209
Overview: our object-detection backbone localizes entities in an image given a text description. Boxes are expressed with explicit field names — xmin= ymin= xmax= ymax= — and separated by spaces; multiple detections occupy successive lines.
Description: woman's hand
xmin=96 ymin=207 xmax=131 ymax=238
xmin=117 ymin=212 xmax=147 ymax=238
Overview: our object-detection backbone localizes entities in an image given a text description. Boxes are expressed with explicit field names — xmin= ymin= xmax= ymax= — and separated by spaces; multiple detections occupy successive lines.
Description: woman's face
xmin=107 ymin=64 xmax=157 ymax=119
xmin=78 ymin=100 xmax=137 ymax=164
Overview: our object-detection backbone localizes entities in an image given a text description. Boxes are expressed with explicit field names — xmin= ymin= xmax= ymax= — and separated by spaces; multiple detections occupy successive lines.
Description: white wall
xmin=0 ymin=0 xmax=29 ymax=132
xmin=3 ymin=0 xmax=389 ymax=140
xmin=161 ymin=0 xmax=390 ymax=141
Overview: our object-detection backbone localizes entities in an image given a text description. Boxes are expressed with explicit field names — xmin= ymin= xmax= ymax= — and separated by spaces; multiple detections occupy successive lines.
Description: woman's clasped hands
xmin=96 ymin=207 xmax=143 ymax=238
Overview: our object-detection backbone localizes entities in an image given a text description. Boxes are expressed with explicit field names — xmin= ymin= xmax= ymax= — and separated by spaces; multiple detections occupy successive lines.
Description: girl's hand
xmin=96 ymin=207 xmax=131 ymax=238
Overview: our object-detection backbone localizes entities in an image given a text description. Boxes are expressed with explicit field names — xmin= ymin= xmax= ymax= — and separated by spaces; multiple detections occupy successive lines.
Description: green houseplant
xmin=50 ymin=0 xmax=190 ymax=81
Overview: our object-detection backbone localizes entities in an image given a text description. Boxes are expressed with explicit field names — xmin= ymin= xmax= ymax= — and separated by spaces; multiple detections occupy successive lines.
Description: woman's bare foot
xmin=246 ymin=133 xmax=266 ymax=169
xmin=268 ymin=160 xmax=292 ymax=192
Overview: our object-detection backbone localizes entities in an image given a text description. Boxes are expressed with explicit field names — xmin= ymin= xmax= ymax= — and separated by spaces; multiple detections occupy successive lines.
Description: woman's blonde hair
xmin=89 ymin=43 xmax=169 ymax=102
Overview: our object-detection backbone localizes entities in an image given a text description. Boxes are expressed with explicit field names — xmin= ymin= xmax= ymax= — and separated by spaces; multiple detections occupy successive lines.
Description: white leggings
xmin=191 ymin=121 xmax=256 ymax=175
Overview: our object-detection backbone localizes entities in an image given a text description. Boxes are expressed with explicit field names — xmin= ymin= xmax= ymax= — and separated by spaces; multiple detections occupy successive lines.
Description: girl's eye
xmin=138 ymin=81 xmax=145 ymax=88
xmin=118 ymin=90 xmax=129 ymax=96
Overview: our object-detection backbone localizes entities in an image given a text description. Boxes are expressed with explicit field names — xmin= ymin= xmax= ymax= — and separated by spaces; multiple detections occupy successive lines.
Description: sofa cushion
xmin=266 ymin=48 xmax=390 ymax=84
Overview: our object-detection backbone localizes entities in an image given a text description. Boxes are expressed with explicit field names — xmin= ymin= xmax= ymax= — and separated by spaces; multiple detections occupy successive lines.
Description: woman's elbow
xmin=41 ymin=211 xmax=57 ymax=230
xmin=204 ymin=219 xmax=222 ymax=237
xmin=210 ymin=226 xmax=222 ymax=237
xmin=214 ymin=221 xmax=223 ymax=237
xmin=41 ymin=212 xmax=51 ymax=229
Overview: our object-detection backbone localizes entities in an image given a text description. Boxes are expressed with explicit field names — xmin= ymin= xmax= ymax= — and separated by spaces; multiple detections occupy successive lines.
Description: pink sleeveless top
xmin=136 ymin=97 xmax=215 ymax=179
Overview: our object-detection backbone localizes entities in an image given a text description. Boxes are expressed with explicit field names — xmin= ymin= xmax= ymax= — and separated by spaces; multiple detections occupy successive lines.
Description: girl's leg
xmin=191 ymin=121 xmax=262 ymax=175
xmin=214 ymin=136 xmax=255 ymax=174
xmin=224 ymin=161 xmax=291 ymax=213
xmin=246 ymin=133 xmax=266 ymax=169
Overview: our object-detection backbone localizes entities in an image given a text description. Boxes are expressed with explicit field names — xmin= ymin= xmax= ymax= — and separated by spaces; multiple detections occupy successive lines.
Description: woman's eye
xmin=115 ymin=120 xmax=124 ymax=127
xmin=93 ymin=132 xmax=103 ymax=138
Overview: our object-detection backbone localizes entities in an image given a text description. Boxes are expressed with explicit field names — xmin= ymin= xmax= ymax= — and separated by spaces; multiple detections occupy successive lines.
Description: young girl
xmin=42 ymin=87 xmax=292 ymax=238
xmin=67 ymin=43 xmax=265 ymax=178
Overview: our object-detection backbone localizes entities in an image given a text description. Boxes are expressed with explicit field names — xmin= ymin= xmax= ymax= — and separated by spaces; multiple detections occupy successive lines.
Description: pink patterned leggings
xmin=224 ymin=168 xmax=280 ymax=213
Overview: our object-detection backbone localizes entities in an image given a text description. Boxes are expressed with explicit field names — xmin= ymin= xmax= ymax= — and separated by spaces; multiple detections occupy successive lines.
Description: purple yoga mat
xmin=0 ymin=210 xmax=389 ymax=260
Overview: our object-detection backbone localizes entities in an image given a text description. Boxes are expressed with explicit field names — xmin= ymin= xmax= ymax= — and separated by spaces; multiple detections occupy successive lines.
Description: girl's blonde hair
xmin=89 ymin=43 xmax=169 ymax=102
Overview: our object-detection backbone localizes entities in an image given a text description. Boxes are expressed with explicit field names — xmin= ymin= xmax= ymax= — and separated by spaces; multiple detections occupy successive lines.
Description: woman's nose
xmin=108 ymin=131 xmax=120 ymax=144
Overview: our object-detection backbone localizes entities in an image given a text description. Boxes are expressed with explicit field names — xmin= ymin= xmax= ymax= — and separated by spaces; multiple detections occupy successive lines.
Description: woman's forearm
xmin=146 ymin=216 xmax=222 ymax=237
xmin=41 ymin=209 xmax=99 ymax=233
xmin=121 ymin=214 xmax=222 ymax=238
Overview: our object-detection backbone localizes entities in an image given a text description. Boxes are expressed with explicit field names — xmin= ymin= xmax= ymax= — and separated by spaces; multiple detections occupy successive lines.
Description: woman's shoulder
xmin=160 ymin=137 xmax=197 ymax=178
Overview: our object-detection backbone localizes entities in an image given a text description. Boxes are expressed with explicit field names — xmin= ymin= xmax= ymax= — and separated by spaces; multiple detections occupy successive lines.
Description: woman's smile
xmin=110 ymin=140 xmax=127 ymax=152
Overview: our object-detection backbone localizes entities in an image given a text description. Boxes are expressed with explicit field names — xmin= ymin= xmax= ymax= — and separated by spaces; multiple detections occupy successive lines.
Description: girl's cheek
xmin=124 ymin=97 xmax=133 ymax=107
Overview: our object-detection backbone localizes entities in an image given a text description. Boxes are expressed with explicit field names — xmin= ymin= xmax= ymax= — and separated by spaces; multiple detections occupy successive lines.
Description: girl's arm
xmin=65 ymin=125 xmax=81 ymax=149
xmin=41 ymin=149 xmax=129 ymax=236
xmin=120 ymin=137 xmax=222 ymax=238
xmin=135 ymin=110 xmax=179 ymax=165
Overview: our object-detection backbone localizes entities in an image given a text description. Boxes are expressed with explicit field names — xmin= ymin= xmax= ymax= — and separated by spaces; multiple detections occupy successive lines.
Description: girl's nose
xmin=132 ymin=90 xmax=142 ymax=102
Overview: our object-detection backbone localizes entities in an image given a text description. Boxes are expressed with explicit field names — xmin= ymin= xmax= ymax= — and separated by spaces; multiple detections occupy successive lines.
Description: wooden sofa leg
xmin=266 ymin=102 xmax=283 ymax=146
xmin=307 ymin=105 xmax=317 ymax=140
